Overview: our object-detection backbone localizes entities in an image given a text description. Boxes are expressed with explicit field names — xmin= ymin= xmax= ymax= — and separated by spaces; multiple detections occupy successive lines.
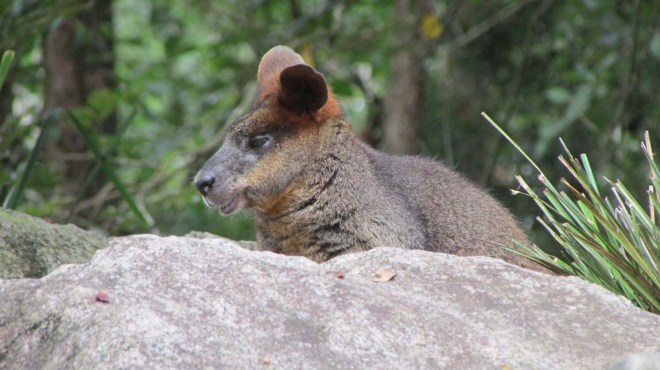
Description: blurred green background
xmin=1 ymin=0 xmax=659 ymax=248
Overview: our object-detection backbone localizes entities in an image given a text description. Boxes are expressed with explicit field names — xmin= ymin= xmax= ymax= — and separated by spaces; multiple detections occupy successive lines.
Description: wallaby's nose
xmin=195 ymin=174 xmax=216 ymax=196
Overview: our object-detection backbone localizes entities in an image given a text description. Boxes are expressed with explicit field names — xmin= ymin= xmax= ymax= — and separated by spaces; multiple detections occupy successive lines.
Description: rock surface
xmin=1 ymin=235 xmax=658 ymax=369
xmin=0 ymin=208 xmax=107 ymax=278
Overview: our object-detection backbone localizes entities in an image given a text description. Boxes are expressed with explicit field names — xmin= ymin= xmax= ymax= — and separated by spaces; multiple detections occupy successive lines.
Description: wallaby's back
xmin=370 ymin=147 xmax=533 ymax=264
xmin=194 ymin=46 xmax=548 ymax=273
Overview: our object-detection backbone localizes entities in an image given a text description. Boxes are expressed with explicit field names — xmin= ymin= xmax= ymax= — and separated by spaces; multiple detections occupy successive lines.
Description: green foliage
xmin=0 ymin=0 xmax=81 ymax=50
xmin=485 ymin=113 xmax=660 ymax=314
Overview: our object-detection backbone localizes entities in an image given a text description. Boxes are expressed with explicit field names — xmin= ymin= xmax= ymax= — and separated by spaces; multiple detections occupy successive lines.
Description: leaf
xmin=650 ymin=33 xmax=660 ymax=60
xmin=87 ymin=88 xmax=119 ymax=118
xmin=0 ymin=50 xmax=15 ymax=89
xmin=373 ymin=268 xmax=397 ymax=282
xmin=546 ymin=87 xmax=570 ymax=104
xmin=421 ymin=14 xmax=443 ymax=40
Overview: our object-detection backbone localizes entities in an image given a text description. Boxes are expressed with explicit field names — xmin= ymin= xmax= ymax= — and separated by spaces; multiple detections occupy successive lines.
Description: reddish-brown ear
xmin=256 ymin=45 xmax=342 ymax=122
xmin=279 ymin=64 xmax=328 ymax=115
xmin=257 ymin=46 xmax=305 ymax=104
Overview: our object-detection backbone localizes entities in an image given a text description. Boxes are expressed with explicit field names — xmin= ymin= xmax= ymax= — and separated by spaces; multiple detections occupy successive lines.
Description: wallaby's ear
xmin=256 ymin=45 xmax=342 ymax=122
xmin=258 ymin=46 xmax=305 ymax=86
xmin=257 ymin=46 xmax=305 ymax=104
xmin=279 ymin=64 xmax=328 ymax=115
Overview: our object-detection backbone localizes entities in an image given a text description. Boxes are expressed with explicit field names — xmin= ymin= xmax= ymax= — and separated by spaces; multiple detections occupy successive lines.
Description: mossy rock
xmin=0 ymin=209 xmax=108 ymax=278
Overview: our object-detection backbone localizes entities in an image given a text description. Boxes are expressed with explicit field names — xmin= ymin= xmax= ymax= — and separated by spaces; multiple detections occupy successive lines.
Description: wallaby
xmin=195 ymin=45 xmax=547 ymax=272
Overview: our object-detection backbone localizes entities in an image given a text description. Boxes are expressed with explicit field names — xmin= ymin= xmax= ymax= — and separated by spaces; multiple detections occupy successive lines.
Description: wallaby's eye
xmin=248 ymin=135 xmax=272 ymax=150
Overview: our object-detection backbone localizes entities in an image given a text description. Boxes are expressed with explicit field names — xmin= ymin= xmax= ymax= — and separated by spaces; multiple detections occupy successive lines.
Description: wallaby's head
xmin=194 ymin=46 xmax=342 ymax=215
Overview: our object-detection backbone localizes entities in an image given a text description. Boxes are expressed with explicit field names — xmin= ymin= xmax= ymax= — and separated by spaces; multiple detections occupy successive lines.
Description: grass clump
xmin=482 ymin=112 xmax=660 ymax=314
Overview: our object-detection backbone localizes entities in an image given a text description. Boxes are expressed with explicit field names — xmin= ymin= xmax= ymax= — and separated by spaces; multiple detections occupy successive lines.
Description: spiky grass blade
xmin=66 ymin=107 xmax=139 ymax=222
xmin=67 ymin=110 xmax=149 ymax=226
xmin=2 ymin=110 xmax=58 ymax=209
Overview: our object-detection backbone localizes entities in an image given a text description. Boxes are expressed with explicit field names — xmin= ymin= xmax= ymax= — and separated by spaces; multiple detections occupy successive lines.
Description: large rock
xmin=0 ymin=235 xmax=658 ymax=369
xmin=0 ymin=208 xmax=107 ymax=278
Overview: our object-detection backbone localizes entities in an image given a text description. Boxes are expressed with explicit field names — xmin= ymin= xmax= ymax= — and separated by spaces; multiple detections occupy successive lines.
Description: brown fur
xmin=194 ymin=46 xmax=549 ymax=273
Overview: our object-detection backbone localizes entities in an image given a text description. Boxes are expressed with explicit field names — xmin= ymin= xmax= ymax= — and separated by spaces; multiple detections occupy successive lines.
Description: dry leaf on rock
xmin=373 ymin=268 xmax=396 ymax=282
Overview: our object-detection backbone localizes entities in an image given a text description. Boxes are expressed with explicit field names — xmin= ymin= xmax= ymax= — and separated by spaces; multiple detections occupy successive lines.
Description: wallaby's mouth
xmin=201 ymin=187 xmax=246 ymax=215
xmin=219 ymin=195 xmax=242 ymax=215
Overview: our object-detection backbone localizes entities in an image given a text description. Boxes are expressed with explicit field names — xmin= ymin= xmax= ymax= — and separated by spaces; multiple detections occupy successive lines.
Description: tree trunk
xmin=80 ymin=0 xmax=117 ymax=134
xmin=381 ymin=0 xmax=427 ymax=154
xmin=43 ymin=18 xmax=86 ymax=160
xmin=42 ymin=1 xmax=115 ymax=202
